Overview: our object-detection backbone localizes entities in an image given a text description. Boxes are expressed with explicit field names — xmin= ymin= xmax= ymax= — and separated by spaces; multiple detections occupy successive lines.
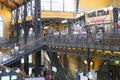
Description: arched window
xmin=0 ymin=16 xmax=3 ymax=38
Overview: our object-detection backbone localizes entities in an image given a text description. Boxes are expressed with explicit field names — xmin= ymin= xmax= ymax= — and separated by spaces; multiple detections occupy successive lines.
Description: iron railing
xmin=0 ymin=33 xmax=120 ymax=66
xmin=0 ymin=37 xmax=46 ymax=66
xmin=45 ymin=33 xmax=120 ymax=51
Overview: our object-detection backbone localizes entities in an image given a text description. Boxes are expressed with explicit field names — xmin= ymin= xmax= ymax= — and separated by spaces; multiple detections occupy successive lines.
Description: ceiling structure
xmin=0 ymin=0 xmax=24 ymax=9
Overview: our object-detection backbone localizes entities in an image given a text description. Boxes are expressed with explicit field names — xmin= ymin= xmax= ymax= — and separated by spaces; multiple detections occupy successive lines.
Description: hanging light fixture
xmin=90 ymin=61 xmax=93 ymax=65
xmin=15 ymin=68 xmax=20 ymax=73
xmin=108 ymin=5 xmax=113 ymax=10
xmin=37 ymin=18 xmax=41 ymax=21
xmin=84 ymin=60 xmax=87 ymax=64
xmin=6 ymin=68 xmax=11 ymax=73
xmin=61 ymin=19 xmax=67 ymax=23
xmin=80 ymin=12 xmax=84 ymax=16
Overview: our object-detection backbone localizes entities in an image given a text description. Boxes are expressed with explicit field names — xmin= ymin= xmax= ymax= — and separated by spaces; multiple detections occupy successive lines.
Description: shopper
xmin=95 ymin=29 xmax=103 ymax=42
xmin=14 ymin=43 xmax=19 ymax=56
xmin=45 ymin=72 xmax=51 ymax=80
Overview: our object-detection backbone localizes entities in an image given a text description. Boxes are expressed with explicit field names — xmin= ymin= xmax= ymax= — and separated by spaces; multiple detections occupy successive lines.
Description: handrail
xmin=0 ymin=33 xmax=120 ymax=66
xmin=0 ymin=36 xmax=46 ymax=65
xmin=46 ymin=33 xmax=120 ymax=51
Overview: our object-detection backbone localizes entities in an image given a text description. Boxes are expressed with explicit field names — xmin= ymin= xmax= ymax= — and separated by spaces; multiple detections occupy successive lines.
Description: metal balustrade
xmin=0 ymin=37 xmax=46 ymax=66
xmin=45 ymin=33 xmax=120 ymax=61
xmin=0 ymin=33 xmax=120 ymax=66
xmin=45 ymin=33 xmax=120 ymax=51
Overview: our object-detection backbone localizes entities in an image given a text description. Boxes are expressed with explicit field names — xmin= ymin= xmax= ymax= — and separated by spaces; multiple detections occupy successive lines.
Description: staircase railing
xmin=0 ymin=36 xmax=46 ymax=65
xmin=0 ymin=33 xmax=120 ymax=66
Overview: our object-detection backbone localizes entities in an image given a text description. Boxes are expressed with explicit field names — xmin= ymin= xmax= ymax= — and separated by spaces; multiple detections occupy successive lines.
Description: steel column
xmin=23 ymin=2 xmax=29 ymax=75
xmin=87 ymin=48 xmax=90 ymax=72
xmin=34 ymin=0 xmax=42 ymax=77
xmin=34 ymin=0 xmax=41 ymax=38
xmin=23 ymin=2 xmax=29 ymax=44
xmin=15 ymin=7 xmax=20 ymax=44
xmin=76 ymin=0 xmax=80 ymax=14
xmin=35 ymin=51 xmax=41 ymax=77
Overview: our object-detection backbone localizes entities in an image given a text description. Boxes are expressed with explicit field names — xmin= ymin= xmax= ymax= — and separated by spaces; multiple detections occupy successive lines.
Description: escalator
xmin=47 ymin=52 xmax=75 ymax=80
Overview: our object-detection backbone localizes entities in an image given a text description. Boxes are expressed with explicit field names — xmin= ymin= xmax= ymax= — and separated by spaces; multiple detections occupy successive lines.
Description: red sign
xmin=91 ymin=18 xmax=105 ymax=23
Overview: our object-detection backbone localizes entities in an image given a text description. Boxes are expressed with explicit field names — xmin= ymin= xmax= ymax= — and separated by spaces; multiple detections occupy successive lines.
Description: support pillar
xmin=87 ymin=48 xmax=90 ymax=80
xmin=23 ymin=1 xmax=29 ymax=75
xmin=24 ymin=55 xmax=29 ymax=75
xmin=23 ymin=2 xmax=28 ymax=44
xmin=34 ymin=0 xmax=41 ymax=38
xmin=15 ymin=7 xmax=20 ymax=44
xmin=76 ymin=0 xmax=79 ymax=13
xmin=50 ymin=52 xmax=54 ymax=80
xmin=35 ymin=51 xmax=41 ymax=77
xmin=34 ymin=0 xmax=42 ymax=77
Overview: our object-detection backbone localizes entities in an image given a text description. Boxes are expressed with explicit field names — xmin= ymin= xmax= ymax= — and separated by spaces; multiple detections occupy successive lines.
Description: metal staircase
xmin=0 ymin=37 xmax=46 ymax=66
xmin=0 ymin=33 xmax=120 ymax=80
xmin=0 ymin=33 xmax=120 ymax=66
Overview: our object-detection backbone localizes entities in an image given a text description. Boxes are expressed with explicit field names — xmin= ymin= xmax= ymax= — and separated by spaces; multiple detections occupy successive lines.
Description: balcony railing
xmin=45 ymin=33 xmax=120 ymax=51
xmin=0 ymin=33 xmax=120 ymax=66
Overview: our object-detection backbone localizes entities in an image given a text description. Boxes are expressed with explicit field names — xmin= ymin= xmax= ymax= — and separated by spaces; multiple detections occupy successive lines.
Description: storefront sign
xmin=86 ymin=14 xmax=112 ymax=25
xmin=91 ymin=17 xmax=105 ymax=23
